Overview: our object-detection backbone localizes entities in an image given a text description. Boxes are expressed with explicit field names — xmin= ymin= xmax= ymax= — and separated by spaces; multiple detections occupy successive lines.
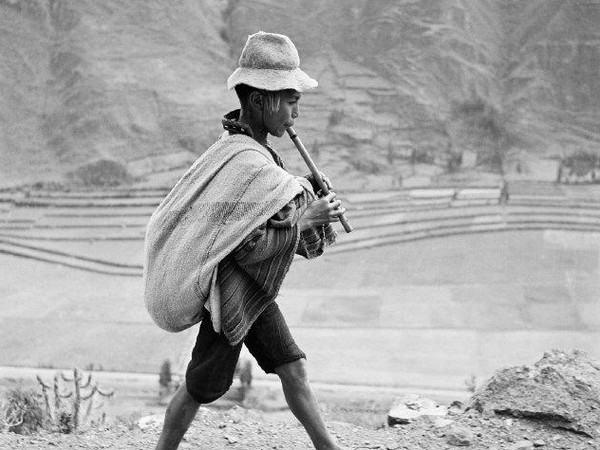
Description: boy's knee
xmin=169 ymin=382 xmax=200 ymax=408
xmin=275 ymin=358 xmax=308 ymax=385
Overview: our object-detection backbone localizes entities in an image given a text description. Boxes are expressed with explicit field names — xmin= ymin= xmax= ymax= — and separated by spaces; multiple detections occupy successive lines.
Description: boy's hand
xmin=305 ymin=171 xmax=333 ymax=196
xmin=298 ymin=192 xmax=345 ymax=231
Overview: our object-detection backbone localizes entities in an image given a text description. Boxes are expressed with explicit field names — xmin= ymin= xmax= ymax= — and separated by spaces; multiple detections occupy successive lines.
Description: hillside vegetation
xmin=1 ymin=0 xmax=600 ymax=187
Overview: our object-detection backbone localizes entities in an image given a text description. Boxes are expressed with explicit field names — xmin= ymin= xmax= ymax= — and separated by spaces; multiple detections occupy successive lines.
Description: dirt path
xmin=0 ymin=401 xmax=597 ymax=450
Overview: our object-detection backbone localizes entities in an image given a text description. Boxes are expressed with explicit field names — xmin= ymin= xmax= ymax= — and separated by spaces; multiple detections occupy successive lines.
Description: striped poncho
xmin=143 ymin=132 xmax=335 ymax=345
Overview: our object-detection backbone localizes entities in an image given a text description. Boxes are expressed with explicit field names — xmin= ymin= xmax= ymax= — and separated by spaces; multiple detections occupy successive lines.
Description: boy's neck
xmin=238 ymin=109 xmax=268 ymax=145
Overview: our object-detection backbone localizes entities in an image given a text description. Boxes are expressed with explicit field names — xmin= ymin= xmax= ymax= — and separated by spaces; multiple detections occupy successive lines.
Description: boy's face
xmin=264 ymin=90 xmax=301 ymax=137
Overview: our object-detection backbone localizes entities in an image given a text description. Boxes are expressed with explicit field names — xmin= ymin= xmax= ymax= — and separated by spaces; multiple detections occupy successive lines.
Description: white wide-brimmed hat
xmin=227 ymin=31 xmax=318 ymax=92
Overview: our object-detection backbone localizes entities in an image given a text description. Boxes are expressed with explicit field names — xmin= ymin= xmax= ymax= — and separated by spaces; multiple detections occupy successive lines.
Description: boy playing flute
xmin=144 ymin=31 xmax=347 ymax=450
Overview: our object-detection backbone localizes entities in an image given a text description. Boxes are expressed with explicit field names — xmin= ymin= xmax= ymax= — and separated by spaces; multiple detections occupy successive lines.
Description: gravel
xmin=0 ymin=404 xmax=598 ymax=450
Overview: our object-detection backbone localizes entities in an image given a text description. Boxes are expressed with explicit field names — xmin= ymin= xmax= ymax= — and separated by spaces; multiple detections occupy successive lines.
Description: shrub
xmin=159 ymin=360 xmax=172 ymax=389
xmin=69 ymin=159 xmax=132 ymax=187
xmin=1 ymin=387 xmax=45 ymax=434
xmin=348 ymin=153 xmax=383 ymax=175
xmin=57 ymin=411 xmax=75 ymax=434
xmin=410 ymin=148 xmax=435 ymax=165
xmin=177 ymin=136 xmax=197 ymax=152
xmin=465 ymin=374 xmax=478 ymax=393
xmin=561 ymin=150 xmax=599 ymax=178
xmin=328 ymin=109 xmax=345 ymax=128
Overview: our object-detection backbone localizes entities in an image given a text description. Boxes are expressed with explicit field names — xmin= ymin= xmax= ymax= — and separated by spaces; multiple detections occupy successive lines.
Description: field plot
xmin=2 ymin=184 xmax=600 ymax=394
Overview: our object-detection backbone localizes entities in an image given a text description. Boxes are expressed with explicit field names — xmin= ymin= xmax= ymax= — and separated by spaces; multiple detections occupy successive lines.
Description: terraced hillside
xmin=3 ymin=182 xmax=600 ymax=276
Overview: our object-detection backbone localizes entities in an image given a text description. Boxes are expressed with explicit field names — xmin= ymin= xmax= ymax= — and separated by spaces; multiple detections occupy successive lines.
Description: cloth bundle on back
xmin=143 ymin=132 xmax=334 ymax=345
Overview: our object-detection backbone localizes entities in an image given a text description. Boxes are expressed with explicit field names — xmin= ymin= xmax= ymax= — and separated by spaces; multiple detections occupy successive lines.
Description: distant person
xmin=556 ymin=159 xmax=563 ymax=183
xmin=499 ymin=179 xmax=509 ymax=205
xmin=144 ymin=31 xmax=346 ymax=450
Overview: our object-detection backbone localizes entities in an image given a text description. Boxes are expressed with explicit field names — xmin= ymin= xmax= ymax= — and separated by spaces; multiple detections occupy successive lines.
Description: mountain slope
xmin=0 ymin=0 xmax=235 ymax=185
xmin=1 ymin=0 xmax=600 ymax=187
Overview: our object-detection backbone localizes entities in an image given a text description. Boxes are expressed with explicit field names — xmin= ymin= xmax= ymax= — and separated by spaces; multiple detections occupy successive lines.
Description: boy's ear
xmin=248 ymin=91 xmax=264 ymax=112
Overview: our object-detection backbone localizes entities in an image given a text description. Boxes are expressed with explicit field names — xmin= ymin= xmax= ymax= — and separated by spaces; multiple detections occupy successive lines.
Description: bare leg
xmin=155 ymin=381 xmax=201 ymax=450
xmin=275 ymin=359 xmax=344 ymax=450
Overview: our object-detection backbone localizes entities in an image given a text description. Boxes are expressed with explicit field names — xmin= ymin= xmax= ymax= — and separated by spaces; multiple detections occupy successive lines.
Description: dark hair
xmin=234 ymin=84 xmax=257 ymax=106
xmin=234 ymin=84 xmax=283 ymax=113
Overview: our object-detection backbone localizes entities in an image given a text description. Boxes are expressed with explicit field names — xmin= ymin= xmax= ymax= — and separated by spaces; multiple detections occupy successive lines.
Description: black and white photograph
xmin=1 ymin=1 xmax=600 ymax=449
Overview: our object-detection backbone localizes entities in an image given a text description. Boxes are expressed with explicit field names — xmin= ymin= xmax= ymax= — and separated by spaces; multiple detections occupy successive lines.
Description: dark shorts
xmin=185 ymin=301 xmax=306 ymax=404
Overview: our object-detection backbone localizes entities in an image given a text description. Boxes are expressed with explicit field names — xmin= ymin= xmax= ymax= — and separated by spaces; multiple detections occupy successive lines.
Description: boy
xmin=144 ymin=31 xmax=346 ymax=450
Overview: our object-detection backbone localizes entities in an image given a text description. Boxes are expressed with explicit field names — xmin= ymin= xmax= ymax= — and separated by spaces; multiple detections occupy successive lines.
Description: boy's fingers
xmin=320 ymin=172 xmax=333 ymax=190
xmin=315 ymin=171 xmax=332 ymax=190
xmin=332 ymin=207 xmax=346 ymax=217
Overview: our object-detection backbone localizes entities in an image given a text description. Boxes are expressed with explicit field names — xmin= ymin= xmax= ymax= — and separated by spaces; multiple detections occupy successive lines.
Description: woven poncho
xmin=143 ymin=133 xmax=313 ymax=344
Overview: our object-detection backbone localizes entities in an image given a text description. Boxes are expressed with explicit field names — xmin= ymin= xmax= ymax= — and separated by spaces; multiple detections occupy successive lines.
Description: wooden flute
xmin=286 ymin=127 xmax=353 ymax=233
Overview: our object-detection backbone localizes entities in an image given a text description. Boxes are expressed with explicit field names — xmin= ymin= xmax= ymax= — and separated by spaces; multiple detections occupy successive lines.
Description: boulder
xmin=468 ymin=349 xmax=600 ymax=437
xmin=445 ymin=423 xmax=474 ymax=446
xmin=387 ymin=394 xmax=447 ymax=426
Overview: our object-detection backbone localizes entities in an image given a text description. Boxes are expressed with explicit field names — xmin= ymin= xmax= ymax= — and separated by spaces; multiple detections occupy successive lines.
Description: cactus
xmin=36 ymin=367 xmax=113 ymax=433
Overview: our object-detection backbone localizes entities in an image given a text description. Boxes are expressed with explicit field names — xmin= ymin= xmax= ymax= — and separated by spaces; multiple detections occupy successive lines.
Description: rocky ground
xmin=0 ymin=403 xmax=597 ymax=450
xmin=2 ymin=350 xmax=600 ymax=450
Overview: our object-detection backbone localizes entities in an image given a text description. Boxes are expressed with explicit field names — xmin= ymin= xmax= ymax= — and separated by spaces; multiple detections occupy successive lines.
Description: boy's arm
xmin=231 ymin=222 xmax=295 ymax=265
xmin=295 ymin=226 xmax=332 ymax=259
xmin=230 ymin=194 xmax=304 ymax=266
xmin=232 ymin=189 xmax=338 ymax=265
